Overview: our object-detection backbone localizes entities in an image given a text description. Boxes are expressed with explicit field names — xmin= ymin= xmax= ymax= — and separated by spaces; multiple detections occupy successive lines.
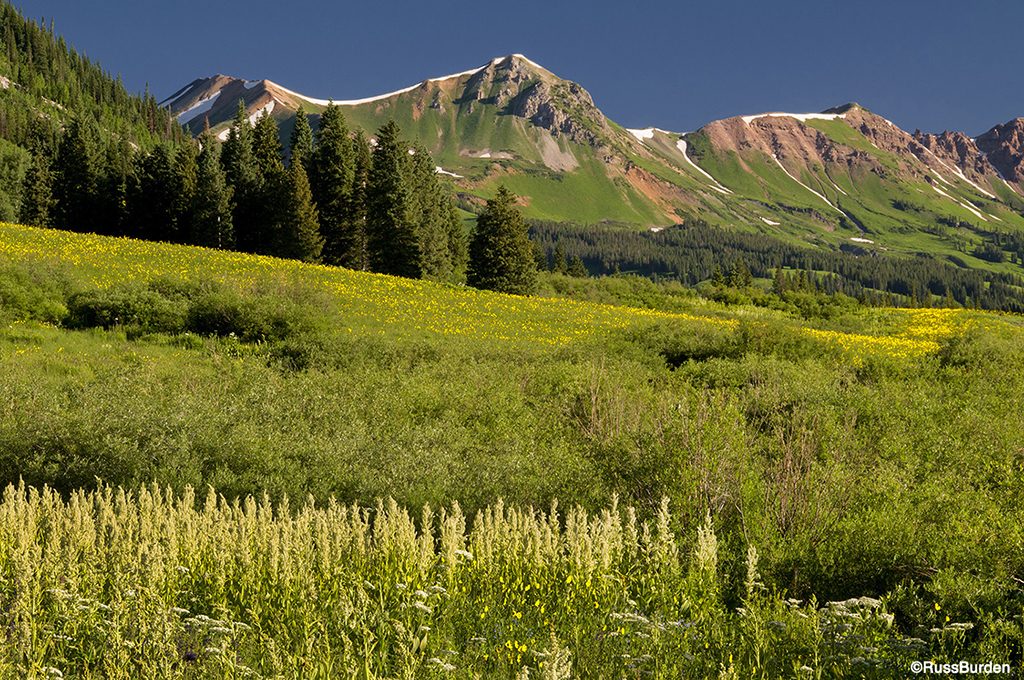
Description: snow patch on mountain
xmin=247 ymin=100 xmax=275 ymax=124
xmin=949 ymin=165 xmax=996 ymax=199
xmin=999 ymin=176 xmax=1022 ymax=196
xmin=244 ymin=80 xmax=261 ymax=90
xmin=742 ymin=112 xmax=846 ymax=124
xmin=771 ymin=155 xmax=838 ymax=211
xmin=435 ymin=166 xmax=463 ymax=179
xmin=268 ymin=55 xmax=550 ymax=108
xmin=676 ymin=139 xmax=732 ymax=194
xmin=272 ymin=61 xmax=510 ymax=107
xmin=627 ymin=128 xmax=656 ymax=141
xmin=176 ymin=91 xmax=221 ymax=124
xmin=827 ymin=176 xmax=848 ymax=196
xmin=627 ymin=127 xmax=675 ymax=142
xmin=929 ymin=183 xmax=983 ymax=220
xmin=760 ymin=217 xmax=780 ymax=226
xmin=850 ymin=237 xmax=874 ymax=243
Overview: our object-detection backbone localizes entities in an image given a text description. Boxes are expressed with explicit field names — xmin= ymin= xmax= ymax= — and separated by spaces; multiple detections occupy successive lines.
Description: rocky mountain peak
xmin=977 ymin=118 xmax=1024 ymax=183
xmin=913 ymin=129 xmax=993 ymax=183
xmin=457 ymin=55 xmax=608 ymax=147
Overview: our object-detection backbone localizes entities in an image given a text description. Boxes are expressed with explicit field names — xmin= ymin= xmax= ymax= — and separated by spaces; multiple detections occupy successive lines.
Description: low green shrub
xmin=66 ymin=286 xmax=187 ymax=334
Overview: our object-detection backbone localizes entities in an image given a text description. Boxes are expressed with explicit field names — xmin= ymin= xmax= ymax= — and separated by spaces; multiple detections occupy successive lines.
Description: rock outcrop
xmin=977 ymin=118 xmax=1024 ymax=184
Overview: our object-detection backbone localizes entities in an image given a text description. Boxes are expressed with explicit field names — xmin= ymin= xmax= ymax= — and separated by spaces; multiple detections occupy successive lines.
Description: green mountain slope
xmin=165 ymin=58 xmax=1024 ymax=276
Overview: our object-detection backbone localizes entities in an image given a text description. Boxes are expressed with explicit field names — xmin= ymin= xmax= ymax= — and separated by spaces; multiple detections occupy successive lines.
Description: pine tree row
xmin=17 ymin=101 xmax=541 ymax=293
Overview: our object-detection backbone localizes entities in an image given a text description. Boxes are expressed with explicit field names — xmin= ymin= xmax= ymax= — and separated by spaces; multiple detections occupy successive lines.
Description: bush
xmin=0 ymin=262 xmax=70 ymax=323
xmin=186 ymin=291 xmax=318 ymax=343
xmin=630 ymin=319 xmax=742 ymax=367
xmin=66 ymin=286 xmax=187 ymax=334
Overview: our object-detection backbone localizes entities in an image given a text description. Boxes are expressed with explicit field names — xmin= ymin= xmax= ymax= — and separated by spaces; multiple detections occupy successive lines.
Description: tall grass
xmin=0 ymin=483 xmax=996 ymax=678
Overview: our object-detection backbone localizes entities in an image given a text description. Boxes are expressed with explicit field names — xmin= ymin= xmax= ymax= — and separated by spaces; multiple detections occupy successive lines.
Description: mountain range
xmin=162 ymin=54 xmax=1024 ymax=274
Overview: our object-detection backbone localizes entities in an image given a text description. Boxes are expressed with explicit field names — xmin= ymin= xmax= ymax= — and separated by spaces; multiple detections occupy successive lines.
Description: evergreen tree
xmin=288 ymin=105 xmax=313 ymax=169
xmin=532 ymin=240 xmax=547 ymax=271
xmin=277 ymin=162 xmax=323 ymax=262
xmin=567 ymin=255 xmax=588 ymax=278
xmin=729 ymin=259 xmax=752 ymax=288
xmin=252 ymin=110 xmax=284 ymax=182
xmin=771 ymin=267 xmax=787 ymax=295
xmin=52 ymin=118 xmax=97 ymax=232
xmin=19 ymin=149 xmax=52 ymax=227
xmin=250 ymin=111 xmax=287 ymax=254
xmin=172 ymin=141 xmax=199 ymax=243
xmin=128 ymin=144 xmax=178 ymax=241
xmin=467 ymin=186 xmax=537 ymax=295
xmin=366 ymin=121 xmax=420 ymax=278
xmin=348 ymin=129 xmax=372 ymax=270
xmin=221 ymin=102 xmax=256 ymax=189
xmin=552 ymin=243 xmax=568 ymax=274
xmin=310 ymin=103 xmax=357 ymax=266
xmin=192 ymin=130 xmax=234 ymax=249
xmin=710 ymin=264 xmax=726 ymax=287
xmin=441 ymin=194 xmax=468 ymax=283
xmin=94 ymin=139 xmax=133 ymax=236
xmin=221 ymin=101 xmax=260 ymax=252
xmin=406 ymin=142 xmax=455 ymax=280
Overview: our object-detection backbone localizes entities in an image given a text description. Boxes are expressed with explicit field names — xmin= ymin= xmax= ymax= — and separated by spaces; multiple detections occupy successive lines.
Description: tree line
xmin=17 ymin=100 xmax=538 ymax=293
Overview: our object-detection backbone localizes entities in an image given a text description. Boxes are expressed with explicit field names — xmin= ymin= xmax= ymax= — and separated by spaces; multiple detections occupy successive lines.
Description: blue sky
xmin=13 ymin=0 xmax=1022 ymax=135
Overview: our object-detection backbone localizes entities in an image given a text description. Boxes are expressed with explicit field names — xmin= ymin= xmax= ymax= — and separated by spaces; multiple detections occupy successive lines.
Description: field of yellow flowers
xmin=0 ymin=223 xmax=995 ymax=358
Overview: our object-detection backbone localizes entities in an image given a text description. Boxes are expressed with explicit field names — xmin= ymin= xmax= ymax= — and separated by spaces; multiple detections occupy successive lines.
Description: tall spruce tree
xmin=172 ymin=141 xmax=199 ymax=243
xmin=19 ymin=149 xmax=52 ymax=227
xmin=52 ymin=118 xmax=97 ymax=232
xmin=252 ymin=110 xmax=284 ymax=182
xmin=288 ymin=105 xmax=313 ymax=170
xmin=406 ymin=142 xmax=453 ymax=280
xmin=467 ymin=186 xmax=537 ymax=295
xmin=94 ymin=139 xmax=133 ymax=236
xmin=192 ymin=130 xmax=234 ymax=249
xmin=441 ymin=194 xmax=468 ymax=283
xmin=128 ymin=144 xmax=178 ymax=241
xmin=349 ymin=129 xmax=372 ymax=270
xmin=366 ymin=121 xmax=420 ymax=278
xmin=250 ymin=111 xmax=287 ymax=254
xmin=309 ymin=103 xmax=357 ymax=266
xmin=220 ymin=101 xmax=260 ymax=252
xmin=277 ymin=161 xmax=323 ymax=262
xmin=567 ymin=255 xmax=588 ymax=278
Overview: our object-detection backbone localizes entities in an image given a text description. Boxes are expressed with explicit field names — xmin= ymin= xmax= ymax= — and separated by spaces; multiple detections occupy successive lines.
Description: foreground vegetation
xmin=2 ymin=223 xmax=1024 ymax=675
xmin=0 ymin=484 xmax=989 ymax=678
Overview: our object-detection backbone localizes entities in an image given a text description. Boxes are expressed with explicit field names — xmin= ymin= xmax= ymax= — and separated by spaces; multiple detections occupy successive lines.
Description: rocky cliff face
xmin=977 ymin=118 xmax=1024 ymax=184
xmin=699 ymin=106 xmax=884 ymax=180
xmin=459 ymin=55 xmax=611 ymax=147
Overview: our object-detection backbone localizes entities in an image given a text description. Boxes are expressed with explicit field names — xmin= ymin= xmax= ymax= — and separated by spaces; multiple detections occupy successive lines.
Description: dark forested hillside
xmin=531 ymin=220 xmax=1024 ymax=311
xmin=0 ymin=1 xmax=185 ymax=221
xmin=0 ymin=2 xmax=184 ymax=149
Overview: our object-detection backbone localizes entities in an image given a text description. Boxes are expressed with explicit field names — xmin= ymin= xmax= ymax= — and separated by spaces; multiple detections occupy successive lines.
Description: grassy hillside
xmin=2 ymin=223 xmax=1024 ymax=675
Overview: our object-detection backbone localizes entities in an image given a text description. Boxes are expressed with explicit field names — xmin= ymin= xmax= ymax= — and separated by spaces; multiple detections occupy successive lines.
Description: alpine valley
xmin=9 ymin=3 xmax=1024 ymax=676
xmin=166 ymin=54 xmax=1024 ymax=274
